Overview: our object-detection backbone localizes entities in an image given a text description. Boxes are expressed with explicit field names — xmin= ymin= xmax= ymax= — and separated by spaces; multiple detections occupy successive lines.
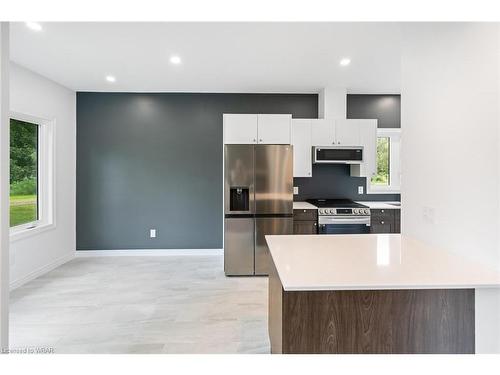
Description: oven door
xmin=318 ymin=215 xmax=371 ymax=234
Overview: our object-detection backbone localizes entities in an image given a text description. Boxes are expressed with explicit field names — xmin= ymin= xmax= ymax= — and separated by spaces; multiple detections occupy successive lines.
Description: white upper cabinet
xmin=335 ymin=119 xmax=361 ymax=146
xmin=350 ymin=119 xmax=378 ymax=178
xmin=223 ymin=114 xmax=291 ymax=144
xmin=311 ymin=119 xmax=361 ymax=146
xmin=257 ymin=114 xmax=291 ymax=144
xmin=311 ymin=119 xmax=335 ymax=146
xmin=223 ymin=114 xmax=258 ymax=144
xmin=291 ymin=119 xmax=312 ymax=177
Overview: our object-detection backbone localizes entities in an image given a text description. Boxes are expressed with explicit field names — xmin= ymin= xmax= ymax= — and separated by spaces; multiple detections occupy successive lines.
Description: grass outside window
xmin=371 ymin=137 xmax=390 ymax=186
xmin=10 ymin=118 xmax=39 ymax=228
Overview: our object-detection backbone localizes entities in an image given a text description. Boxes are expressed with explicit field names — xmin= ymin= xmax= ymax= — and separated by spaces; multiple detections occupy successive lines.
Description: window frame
xmin=367 ymin=128 xmax=401 ymax=194
xmin=9 ymin=112 xmax=56 ymax=241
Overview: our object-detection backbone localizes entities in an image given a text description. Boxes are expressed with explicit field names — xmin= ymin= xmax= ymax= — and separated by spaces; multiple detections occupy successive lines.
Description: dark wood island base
xmin=269 ymin=263 xmax=475 ymax=354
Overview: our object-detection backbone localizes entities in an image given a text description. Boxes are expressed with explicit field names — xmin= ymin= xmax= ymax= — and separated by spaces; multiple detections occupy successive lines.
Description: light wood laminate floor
xmin=9 ymin=255 xmax=269 ymax=354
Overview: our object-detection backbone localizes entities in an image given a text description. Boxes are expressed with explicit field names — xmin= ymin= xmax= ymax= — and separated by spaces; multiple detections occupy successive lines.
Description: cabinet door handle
xmin=253 ymin=139 xmax=257 ymax=143
xmin=259 ymin=139 xmax=263 ymax=142
xmin=314 ymin=223 xmax=317 ymax=226
xmin=303 ymin=210 xmax=306 ymax=212
xmin=381 ymin=221 xmax=385 ymax=224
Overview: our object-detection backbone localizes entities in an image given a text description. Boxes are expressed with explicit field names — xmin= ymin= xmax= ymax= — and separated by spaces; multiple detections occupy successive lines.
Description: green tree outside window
xmin=10 ymin=119 xmax=38 ymax=227
xmin=371 ymin=137 xmax=390 ymax=185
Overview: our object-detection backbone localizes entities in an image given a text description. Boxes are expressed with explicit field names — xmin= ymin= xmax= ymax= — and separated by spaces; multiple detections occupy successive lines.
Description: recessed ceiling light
xmin=105 ymin=75 xmax=116 ymax=83
xmin=25 ymin=22 xmax=42 ymax=32
xmin=340 ymin=58 xmax=351 ymax=66
xmin=170 ymin=55 xmax=182 ymax=65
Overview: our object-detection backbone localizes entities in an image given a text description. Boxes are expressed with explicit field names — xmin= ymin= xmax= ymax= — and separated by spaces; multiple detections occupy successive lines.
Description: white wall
xmin=0 ymin=22 xmax=10 ymax=351
xmin=401 ymin=23 xmax=500 ymax=353
xmin=318 ymin=87 xmax=346 ymax=119
xmin=9 ymin=63 xmax=76 ymax=288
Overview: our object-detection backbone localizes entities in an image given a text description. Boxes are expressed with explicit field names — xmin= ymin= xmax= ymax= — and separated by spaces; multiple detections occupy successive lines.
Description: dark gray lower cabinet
xmin=293 ymin=220 xmax=318 ymax=234
xmin=370 ymin=209 xmax=401 ymax=234
xmin=293 ymin=209 xmax=318 ymax=235
xmin=371 ymin=221 xmax=393 ymax=233
xmin=394 ymin=209 xmax=401 ymax=233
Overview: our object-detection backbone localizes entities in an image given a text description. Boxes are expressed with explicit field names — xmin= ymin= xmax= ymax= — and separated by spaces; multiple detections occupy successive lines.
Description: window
xmin=371 ymin=137 xmax=390 ymax=186
xmin=9 ymin=113 xmax=54 ymax=238
xmin=368 ymin=128 xmax=401 ymax=193
xmin=10 ymin=119 xmax=39 ymax=227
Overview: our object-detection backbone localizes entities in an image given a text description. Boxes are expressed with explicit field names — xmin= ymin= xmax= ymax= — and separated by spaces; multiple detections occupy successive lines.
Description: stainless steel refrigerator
xmin=224 ymin=144 xmax=293 ymax=276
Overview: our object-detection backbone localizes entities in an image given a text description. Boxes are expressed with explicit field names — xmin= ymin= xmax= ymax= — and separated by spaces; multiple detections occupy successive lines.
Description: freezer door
xmin=224 ymin=218 xmax=255 ymax=276
xmin=255 ymin=145 xmax=293 ymax=214
xmin=255 ymin=217 xmax=293 ymax=275
xmin=224 ymin=145 xmax=255 ymax=215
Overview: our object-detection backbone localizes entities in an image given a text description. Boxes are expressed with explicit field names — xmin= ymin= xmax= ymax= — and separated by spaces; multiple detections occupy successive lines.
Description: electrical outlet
xmin=293 ymin=186 xmax=299 ymax=195
xmin=358 ymin=186 xmax=364 ymax=194
xmin=150 ymin=229 xmax=157 ymax=238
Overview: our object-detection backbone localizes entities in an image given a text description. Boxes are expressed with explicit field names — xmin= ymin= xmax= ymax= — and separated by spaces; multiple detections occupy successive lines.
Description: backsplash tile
xmin=293 ymin=164 xmax=400 ymax=202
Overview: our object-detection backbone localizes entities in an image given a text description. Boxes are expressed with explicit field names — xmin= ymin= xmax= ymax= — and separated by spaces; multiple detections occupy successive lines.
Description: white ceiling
xmin=10 ymin=22 xmax=402 ymax=93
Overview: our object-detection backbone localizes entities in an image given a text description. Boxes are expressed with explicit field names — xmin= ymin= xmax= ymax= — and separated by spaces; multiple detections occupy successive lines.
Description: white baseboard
xmin=9 ymin=252 xmax=75 ymax=291
xmin=75 ymin=249 xmax=223 ymax=257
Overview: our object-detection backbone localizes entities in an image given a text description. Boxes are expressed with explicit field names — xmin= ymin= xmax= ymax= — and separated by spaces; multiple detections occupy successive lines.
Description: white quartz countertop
xmin=293 ymin=201 xmax=401 ymax=210
xmin=266 ymin=234 xmax=500 ymax=291
xmin=356 ymin=201 xmax=401 ymax=210
xmin=293 ymin=201 xmax=318 ymax=210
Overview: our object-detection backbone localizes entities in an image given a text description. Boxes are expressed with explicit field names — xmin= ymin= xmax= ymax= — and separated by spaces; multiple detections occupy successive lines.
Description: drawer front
xmin=371 ymin=209 xmax=394 ymax=221
xmin=293 ymin=220 xmax=318 ymax=235
xmin=293 ymin=209 xmax=318 ymax=221
xmin=371 ymin=222 xmax=393 ymax=234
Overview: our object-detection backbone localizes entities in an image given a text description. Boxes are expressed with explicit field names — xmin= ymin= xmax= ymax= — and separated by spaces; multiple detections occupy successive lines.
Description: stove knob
xmin=365 ymin=209 xmax=370 ymax=215
xmin=329 ymin=209 xmax=335 ymax=214
xmin=353 ymin=208 xmax=359 ymax=214
xmin=319 ymin=209 xmax=324 ymax=215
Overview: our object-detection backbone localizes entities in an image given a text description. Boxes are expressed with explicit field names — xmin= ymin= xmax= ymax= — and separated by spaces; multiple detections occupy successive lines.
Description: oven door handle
xmin=318 ymin=216 xmax=371 ymax=226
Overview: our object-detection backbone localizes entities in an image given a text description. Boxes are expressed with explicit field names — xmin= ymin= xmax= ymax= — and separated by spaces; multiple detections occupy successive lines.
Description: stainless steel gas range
xmin=306 ymin=199 xmax=371 ymax=234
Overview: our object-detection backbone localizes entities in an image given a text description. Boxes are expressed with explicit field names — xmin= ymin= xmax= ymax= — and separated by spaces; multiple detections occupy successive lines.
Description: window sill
xmin=367 ymin=187 xmax=401 ymax=195
xmin=10 ymin=222 xmax=56 ymax=243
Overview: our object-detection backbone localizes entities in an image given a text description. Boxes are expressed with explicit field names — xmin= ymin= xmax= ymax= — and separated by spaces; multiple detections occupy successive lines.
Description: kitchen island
xmin=266 ymin=234 xmax=500 ymax=354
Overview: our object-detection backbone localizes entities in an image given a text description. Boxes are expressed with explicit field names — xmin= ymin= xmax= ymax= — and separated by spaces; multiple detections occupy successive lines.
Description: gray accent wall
xmin=347 ymin=94 xmax=401 ymax=128
xmin=76 ymin=93 xmax=318 ymax=250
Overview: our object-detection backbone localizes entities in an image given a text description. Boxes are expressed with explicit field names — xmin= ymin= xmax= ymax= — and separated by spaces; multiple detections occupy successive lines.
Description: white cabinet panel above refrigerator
xmin=223 ymin=113 xmax=291 ymax=144
xmin=223 ymin=114 xmax=258 ymax=144
xmin=257 ymin=114 xmax=291 ymax=144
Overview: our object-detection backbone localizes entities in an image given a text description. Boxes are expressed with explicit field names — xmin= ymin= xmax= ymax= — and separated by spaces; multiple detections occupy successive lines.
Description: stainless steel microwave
xmin=313 ymin=146 xmax=363 ymax=164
